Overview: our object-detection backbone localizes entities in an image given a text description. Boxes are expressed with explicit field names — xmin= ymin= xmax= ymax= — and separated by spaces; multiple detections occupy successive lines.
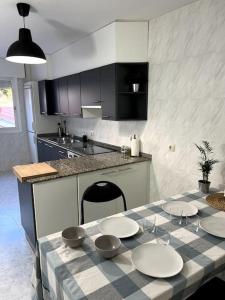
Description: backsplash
xmin=67 ymin=118 xmax=145 ymax=148
xmin=68 ymin=0 xmax=225 ymax=201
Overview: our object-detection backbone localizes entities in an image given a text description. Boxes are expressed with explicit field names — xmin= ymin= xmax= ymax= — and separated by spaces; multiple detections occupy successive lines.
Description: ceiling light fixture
xmin=6 ymin=3 xmax=46 ymax=64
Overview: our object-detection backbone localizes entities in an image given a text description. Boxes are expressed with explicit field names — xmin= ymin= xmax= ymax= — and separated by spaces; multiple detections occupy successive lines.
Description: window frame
xmin=0 ymin=77 xmax=22 ymax=134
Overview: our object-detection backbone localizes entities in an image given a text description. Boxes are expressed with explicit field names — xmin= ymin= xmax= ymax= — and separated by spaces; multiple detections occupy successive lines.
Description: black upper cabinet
xmin=67 ymin=74 xmax=81 ymax=116
xmin=38 ymin=80 xmax=55 ymax=115
xmin=115 ymin=63 xmax=148 ymax=121
xmin=80 ymin=68 xmax=101 ymax=106
xmin=38 ymin=81 xmax=47 ymax=114
xmin=38 ymin=62 xmax=148 ymax=120
xmin=51 ymin=79 xmax=61 ymax=115
xmin=100 ymin=63 xmax=148 ymax=121
xmin=57 ymin=77 xmax=69 ymax=115
xmin=100 ymin=64 xmax=116 ymax=120
xmin=52 ymin=75 xmax=81 ymax=116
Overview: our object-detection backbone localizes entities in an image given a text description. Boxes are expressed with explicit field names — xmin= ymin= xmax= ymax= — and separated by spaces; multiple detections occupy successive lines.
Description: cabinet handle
xmin=54 ymin=112 xmax=63 ymax=115
xmin=102 ymin=115 xmax=111 ymax=119
xmin=44 ymin=143 xmax=53 ymax=148
xmin=101 ymin=170 xmax=117 ymax=175
xmin=58 ymin=150 xmax=65 ymax=154
xmin=41 ymin=112 xmax=46 ymax=114
xmin=92 ymin=100 xmax=101 ymax=103
xmin=117 ymin=167 xmax=132 ymax=172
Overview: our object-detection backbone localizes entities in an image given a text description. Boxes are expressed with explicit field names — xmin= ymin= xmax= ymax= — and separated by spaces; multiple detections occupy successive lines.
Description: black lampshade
xmin=6 ymin=28 xmax=46 ymax=64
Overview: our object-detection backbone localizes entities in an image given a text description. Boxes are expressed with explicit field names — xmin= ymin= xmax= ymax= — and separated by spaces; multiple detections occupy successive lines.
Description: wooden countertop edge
xmin=12 ymin=163 xmax=58 ymax=183
xmin=12 ymin=167 xmax=23 ymax=183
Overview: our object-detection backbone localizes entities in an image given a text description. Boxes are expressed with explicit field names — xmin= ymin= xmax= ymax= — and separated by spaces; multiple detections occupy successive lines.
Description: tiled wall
xmin=67 ymin=0 xmax=225 ymax=201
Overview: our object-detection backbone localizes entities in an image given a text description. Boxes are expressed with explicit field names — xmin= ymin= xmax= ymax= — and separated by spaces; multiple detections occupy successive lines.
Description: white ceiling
xmin=0 ymin=0 xmax=197 ymax=58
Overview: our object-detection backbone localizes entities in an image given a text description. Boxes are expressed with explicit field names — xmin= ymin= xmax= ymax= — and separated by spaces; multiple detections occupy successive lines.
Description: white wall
xmin=144 ymin=0 xmax=225 ymax=200
xmin=0 ymin=78 xmax=30 ymax=171
xmin=0 ymin=58 xmax=24 ymax=78
xmin=0 ymin=59 xmax=30 ymax=171
xmin=29 ymin=55 xmax=52 ymax=81
xmin=67 ymin=0 xmax=225 ymax=201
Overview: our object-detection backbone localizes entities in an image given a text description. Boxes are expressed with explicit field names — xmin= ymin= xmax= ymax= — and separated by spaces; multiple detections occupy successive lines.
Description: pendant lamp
xmin=6 ymin=3 xmax=46 ymax=64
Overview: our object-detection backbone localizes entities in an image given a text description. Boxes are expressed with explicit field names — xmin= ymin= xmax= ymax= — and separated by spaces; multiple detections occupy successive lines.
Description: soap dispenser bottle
xmin=130 ymin=134 xmax=140 ymax=157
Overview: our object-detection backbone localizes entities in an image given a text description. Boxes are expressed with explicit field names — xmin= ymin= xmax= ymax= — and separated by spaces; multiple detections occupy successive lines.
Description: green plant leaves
xmin=195 ymin=141 xmax=218 ymax=180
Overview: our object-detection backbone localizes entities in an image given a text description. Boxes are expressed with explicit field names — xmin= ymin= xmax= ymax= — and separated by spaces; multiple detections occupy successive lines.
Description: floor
xmin=0 ymin=171 xmax=34 ymax=300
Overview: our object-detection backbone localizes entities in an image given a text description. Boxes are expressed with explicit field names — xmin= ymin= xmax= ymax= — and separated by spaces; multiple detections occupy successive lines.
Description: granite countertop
xmin=27 ymin=152 xmax=151 ymax=184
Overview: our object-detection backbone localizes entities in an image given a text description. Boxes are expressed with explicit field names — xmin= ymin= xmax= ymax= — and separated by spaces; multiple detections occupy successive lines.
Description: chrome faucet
xmin=63 ymin=120 xmax=69 ymax=136
xmin=57 ymin=123 xmax=62 ymax=137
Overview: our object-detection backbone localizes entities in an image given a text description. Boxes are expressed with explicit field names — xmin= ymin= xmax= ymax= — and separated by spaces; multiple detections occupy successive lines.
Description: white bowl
xmin=62 ymin=226 xmax=86 ymax=248
xmin=95 ymin=235 xmax=121 ymax=259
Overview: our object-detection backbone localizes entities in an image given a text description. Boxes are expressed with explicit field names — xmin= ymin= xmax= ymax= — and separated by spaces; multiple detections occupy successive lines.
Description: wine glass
xmin=154 ymin=227 xmax=170 ymax=245
xmin=186 ymin=215 xmax=200 ymax=233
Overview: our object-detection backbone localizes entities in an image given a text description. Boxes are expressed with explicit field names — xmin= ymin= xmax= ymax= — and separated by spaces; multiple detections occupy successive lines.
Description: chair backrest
xmin=80 ymin=181 xmax=127 ymax=224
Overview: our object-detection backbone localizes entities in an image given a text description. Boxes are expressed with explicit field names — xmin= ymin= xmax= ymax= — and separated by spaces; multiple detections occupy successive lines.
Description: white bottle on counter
xmin=131 ymin=134 xmax=140 ymax=157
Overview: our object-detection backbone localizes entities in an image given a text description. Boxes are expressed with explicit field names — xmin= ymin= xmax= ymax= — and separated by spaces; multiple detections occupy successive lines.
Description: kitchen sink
xmin=42 ymin=136 xmax=114 ymax=156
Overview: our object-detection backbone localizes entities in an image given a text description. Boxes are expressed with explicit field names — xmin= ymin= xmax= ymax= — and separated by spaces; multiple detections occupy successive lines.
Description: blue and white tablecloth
xmin=35 ymin=190 xmax=225 ymax=300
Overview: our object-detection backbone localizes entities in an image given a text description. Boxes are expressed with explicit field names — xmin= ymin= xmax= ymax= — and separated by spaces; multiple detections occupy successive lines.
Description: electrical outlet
xmin=90 ymin=130 xmax=94 ymax=137
xmin=169 ymin=145 xmax=176 ymax=152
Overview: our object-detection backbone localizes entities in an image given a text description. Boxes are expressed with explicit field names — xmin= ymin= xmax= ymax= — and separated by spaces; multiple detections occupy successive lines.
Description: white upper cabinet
xmin=115 ymin=22 xmax=148 ymax=62
xmin=33 ymin=21 xmax=149 ymax=80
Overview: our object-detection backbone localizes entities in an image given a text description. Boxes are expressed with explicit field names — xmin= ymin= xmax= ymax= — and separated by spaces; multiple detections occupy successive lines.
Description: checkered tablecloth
xmin=36 ymin=190 xmax=225 ymax=300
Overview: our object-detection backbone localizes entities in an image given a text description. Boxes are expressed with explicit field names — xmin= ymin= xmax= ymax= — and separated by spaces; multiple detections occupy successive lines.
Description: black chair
xmin=80 ymin=181 xmax=127 ymax=225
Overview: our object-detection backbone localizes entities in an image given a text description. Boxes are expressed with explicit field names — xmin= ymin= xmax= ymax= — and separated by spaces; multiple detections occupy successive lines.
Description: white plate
xmin=99 ymin=217 xmax=139 ymax=238
xmin=163 ymin=201 xmax=198 ymax=217
xmin=132 ymin=243 xmax=183 ymax=278
xmin=200 ymin=216 xmax=225 ymax=238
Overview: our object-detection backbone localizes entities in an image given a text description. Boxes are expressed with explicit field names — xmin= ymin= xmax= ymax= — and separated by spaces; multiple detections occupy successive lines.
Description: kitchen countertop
xmin=26 ymin=152 xmax=150 ymax=184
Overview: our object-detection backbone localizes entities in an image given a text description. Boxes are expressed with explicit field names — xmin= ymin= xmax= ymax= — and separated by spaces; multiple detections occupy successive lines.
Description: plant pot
xmin=198 ymin=180 xmax=210 ymax=194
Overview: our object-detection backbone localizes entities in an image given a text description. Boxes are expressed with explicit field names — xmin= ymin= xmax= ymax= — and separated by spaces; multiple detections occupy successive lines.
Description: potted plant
xmin=195 ymin=141 xmax=218 ymax=194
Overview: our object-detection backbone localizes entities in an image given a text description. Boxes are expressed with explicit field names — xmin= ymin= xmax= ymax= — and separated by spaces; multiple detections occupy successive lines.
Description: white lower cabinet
xmin=77 ymin=161 xmax=150 ymax=223
xmin=32 ymin=161 xmax=150 ymax=236
xmin=33 ymin=176 xmax=78 ymax=238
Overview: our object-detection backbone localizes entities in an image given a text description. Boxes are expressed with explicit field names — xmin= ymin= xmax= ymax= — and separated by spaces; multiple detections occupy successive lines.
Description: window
xmin=0 ymin=80 xmax=16 ymax=128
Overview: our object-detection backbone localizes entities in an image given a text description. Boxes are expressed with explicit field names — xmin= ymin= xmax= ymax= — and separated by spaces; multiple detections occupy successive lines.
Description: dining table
xmin=33 ymin=190 xmax=225 ymax=300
